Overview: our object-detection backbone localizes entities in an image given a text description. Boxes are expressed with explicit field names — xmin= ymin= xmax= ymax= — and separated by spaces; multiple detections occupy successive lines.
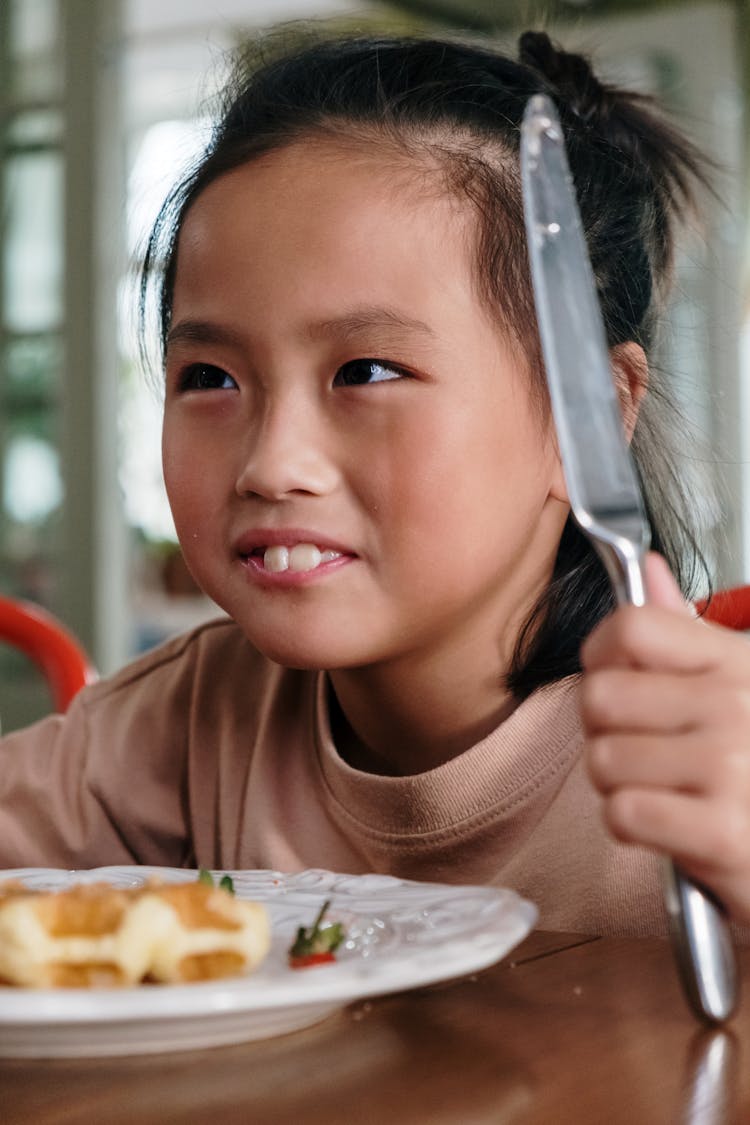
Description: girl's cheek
xmin=162 ymin=439 xmax=201 ymax=516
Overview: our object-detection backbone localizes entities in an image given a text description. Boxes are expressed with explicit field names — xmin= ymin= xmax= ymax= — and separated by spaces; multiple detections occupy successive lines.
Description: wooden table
xmin=3 ymin=930 xmax=749 ymax=1124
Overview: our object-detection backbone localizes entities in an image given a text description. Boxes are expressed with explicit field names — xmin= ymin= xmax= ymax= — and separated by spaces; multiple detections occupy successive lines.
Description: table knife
xmin=520 ymin=93 xmax=738 ymax=1022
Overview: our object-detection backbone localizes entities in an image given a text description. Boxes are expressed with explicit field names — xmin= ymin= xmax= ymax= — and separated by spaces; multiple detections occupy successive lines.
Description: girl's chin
xmin=239 ymin=631 xmax=368 ymax=671
xmin=215 ymin=598 xmax=393 ymax=670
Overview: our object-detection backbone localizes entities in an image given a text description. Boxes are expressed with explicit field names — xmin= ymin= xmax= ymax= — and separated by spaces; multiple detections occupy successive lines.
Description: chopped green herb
xmin=218 ymin=874 xmax=235 ymax=895
xmin=288 ymin=899 xmax=345 ymax=966
xmin=197 ymin=869 xmax=235 ymax=895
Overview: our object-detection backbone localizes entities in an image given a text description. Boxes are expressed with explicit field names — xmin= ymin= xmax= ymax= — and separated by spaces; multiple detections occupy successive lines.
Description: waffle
xmin=0 ymin=878 xmax=270 ymax=988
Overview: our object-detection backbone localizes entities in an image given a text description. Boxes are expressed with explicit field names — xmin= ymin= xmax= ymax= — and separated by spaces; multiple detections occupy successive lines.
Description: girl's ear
xmin=546 ymin=340 xmax=649 ymax=505
xmin=611 ymin=341 xmax=649 ymax=440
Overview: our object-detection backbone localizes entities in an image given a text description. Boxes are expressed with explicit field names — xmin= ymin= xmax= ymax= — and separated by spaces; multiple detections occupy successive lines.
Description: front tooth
xmin=264 ymin=545 xmax=289 ymax=573
xmin=288 ymin=544 xmax=322 ymax=572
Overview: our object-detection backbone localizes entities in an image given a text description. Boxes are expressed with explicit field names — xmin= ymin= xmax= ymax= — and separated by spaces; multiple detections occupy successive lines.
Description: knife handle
xmin=595 ymin=539 xmax=739 ymax=1022
xmin=662 ymin=859 xmax=738 ymax=1022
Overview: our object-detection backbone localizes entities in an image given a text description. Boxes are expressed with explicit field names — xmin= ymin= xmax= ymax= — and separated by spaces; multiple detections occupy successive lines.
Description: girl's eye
xmin=178 ymin=363 xmax=237 ymax=392
xmin=333 ymin=359 xmax=406 ymax=388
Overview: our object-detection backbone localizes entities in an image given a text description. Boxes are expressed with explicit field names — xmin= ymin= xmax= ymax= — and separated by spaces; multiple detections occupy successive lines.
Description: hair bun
xmin=518 ymin=30 xmax=607 ymax=123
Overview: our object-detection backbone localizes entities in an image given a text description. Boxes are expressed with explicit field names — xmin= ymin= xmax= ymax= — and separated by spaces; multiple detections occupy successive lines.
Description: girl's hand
xmin=581 ymin=551 xmax=750 ymax=925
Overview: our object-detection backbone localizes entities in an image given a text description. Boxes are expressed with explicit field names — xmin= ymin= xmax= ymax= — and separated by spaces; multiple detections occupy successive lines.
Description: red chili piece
xmin=289 ymin=951 xmax=336 ymax=970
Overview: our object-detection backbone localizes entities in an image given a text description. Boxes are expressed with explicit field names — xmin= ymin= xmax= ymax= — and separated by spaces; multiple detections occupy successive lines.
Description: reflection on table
xmin=3 ymin=930 xmax=749 ymax=1124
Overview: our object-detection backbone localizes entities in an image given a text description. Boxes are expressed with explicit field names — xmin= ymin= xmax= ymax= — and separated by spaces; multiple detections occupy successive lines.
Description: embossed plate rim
xmin=0 ymin=866 xmax=537 ymax=1055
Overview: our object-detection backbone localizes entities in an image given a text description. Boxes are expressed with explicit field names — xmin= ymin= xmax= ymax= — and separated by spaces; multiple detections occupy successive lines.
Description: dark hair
xmin=141 ymin=28 xmax=713 ymax=697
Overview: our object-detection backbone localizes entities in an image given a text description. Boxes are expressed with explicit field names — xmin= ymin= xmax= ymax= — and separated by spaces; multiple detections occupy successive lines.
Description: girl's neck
xmin=327 ymin=652 xmax=519 ymax=777
xmin=325 ymin=563 xmax=559 ymax=777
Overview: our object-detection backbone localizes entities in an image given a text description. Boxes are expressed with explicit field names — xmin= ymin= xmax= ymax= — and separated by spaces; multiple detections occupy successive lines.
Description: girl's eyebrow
xmin=306 ymin=307 xmax=435 ymax=340
xmin=166 ymin=321 xmax=244 ymax=349
xmin=166 ymin=308 xmax=435 ymax=350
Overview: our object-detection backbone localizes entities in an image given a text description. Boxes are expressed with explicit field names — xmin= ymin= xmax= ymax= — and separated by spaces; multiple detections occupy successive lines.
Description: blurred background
xmin=0 ymin=0 xmax=747 ymax=729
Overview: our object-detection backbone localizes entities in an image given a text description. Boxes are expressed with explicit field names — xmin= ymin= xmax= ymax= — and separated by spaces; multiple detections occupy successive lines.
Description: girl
xmin=2 ymin=29 xmax=750 ymax=938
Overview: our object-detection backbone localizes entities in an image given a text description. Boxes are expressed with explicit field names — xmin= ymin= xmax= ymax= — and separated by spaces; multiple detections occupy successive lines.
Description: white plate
xmin=0 ymin=866 xmax=537 ymax=1058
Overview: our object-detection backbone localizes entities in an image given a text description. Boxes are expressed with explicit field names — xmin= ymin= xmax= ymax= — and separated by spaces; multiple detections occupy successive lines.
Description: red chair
xmin=697 ymin=586 xmax=750 ymax=631
xmin=0 ymin=595 xmax=97 ymax=712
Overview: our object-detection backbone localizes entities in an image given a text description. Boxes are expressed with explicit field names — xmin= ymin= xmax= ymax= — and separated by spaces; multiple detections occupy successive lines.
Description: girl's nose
xmin=234 ymin=401 xmax=339 ymax=500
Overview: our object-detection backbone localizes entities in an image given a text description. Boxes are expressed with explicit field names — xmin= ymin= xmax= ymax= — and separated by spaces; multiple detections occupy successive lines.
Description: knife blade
xmin=520 ymin=93 xmax=738 ymax=1022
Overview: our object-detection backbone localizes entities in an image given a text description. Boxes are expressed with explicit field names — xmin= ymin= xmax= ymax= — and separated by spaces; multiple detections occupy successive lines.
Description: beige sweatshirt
xmin=0 ymin=617 xmax=668 ymax=937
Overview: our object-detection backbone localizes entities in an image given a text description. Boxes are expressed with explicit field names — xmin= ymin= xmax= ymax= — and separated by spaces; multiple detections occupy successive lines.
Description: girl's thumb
xmin=644 ymin=551 xmax=693 ymax=615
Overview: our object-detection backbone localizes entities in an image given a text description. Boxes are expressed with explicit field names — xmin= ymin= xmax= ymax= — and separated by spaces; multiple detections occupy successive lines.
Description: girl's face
xmin=162 ymin=138 xmax=569 ymax=679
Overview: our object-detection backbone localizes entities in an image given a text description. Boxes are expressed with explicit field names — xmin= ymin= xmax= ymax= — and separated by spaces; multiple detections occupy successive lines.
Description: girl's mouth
xmin=249 ymin=543 xmax=343 ymax=574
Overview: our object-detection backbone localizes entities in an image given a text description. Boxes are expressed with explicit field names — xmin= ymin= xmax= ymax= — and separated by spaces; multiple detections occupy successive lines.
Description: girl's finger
xmin=603 ymin=788 xmax=750 ymax=877
xmin=585 ymin=730 xmax=742 ymax=796
xmin=643 ymin=551 xmax=692 ymax=612
xmin=581 ymin=555 xmax=750 ymax=676
xmin=579 ymin=667 xmax=750 ymax=735
xmin=581 ymin=604 xmax=732 ymax=675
